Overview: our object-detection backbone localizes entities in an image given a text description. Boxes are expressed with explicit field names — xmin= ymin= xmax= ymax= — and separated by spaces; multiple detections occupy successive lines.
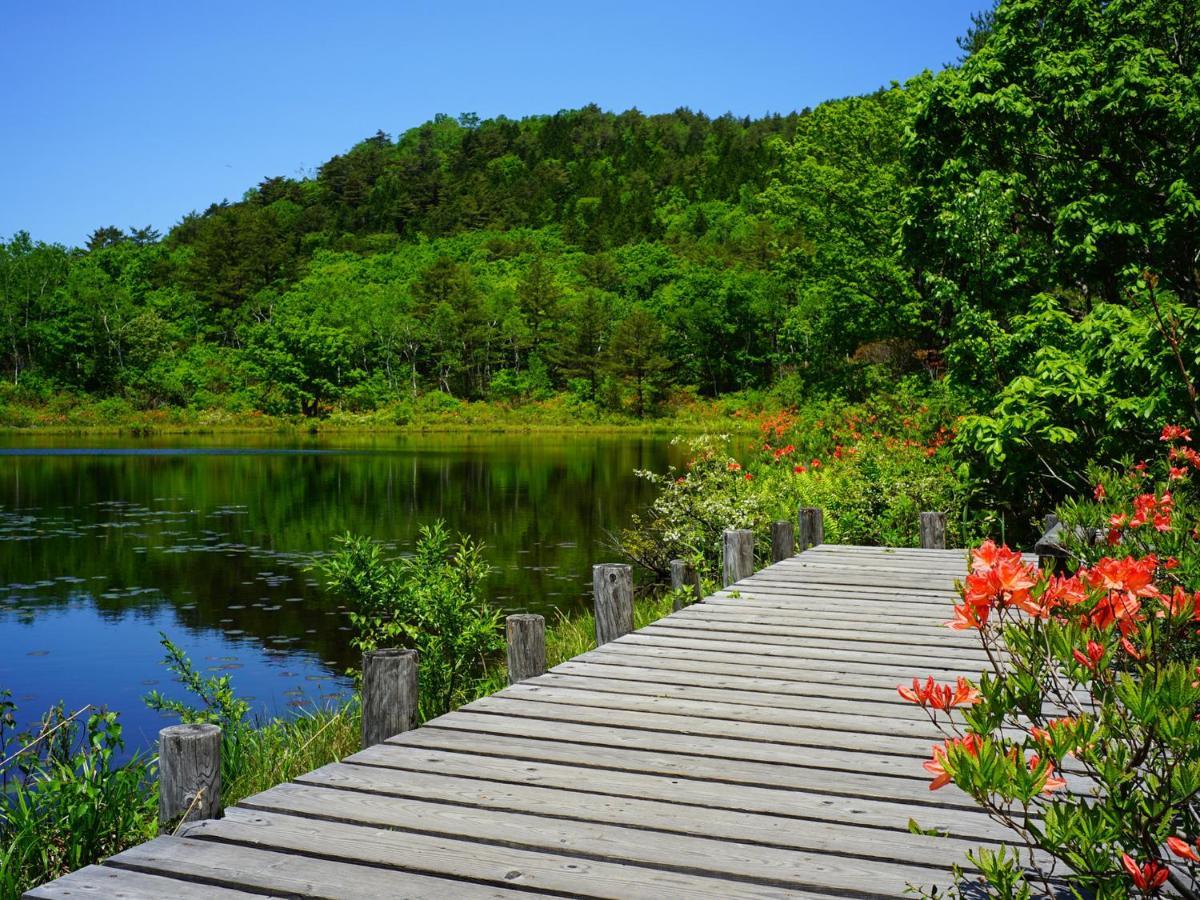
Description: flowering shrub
xmin=751 ymin=392 xmax=983 ymax=547
xmin=909 ymin=431 xmax=1200 ymax=897
xmin=620 ymin=434 xmax=769 ymax=578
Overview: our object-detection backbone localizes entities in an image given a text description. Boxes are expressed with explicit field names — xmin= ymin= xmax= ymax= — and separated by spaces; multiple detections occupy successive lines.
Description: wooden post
xmin=505 ymin=613 xmax=546 ymax=684
xmin=919 ymin=511 xmax=947 ymax=549
xmin=158 ymin=723 xmax=221 ymax=831
xmin=669 ymin=558 xmax=696 ymax=611
xmin=770 ymin=521 xmax=795 ymax=563
xmin=361 ymin=648 xmax=419 ymax=749
xmin=722 ymin=528 xmax=754 ymax=587
xmin=798 ymin=506 xmax=825 ymax=551
xmin=593 ymin=563 xmax=633 ymax=646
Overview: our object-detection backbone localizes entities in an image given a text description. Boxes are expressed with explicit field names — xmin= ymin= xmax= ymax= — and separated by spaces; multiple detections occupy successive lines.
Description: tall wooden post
xmin=506 ymin=613 xmax=546 ymax=684
xmin=669 ymin=558 xmax=695 ymax=611
xmin=798 ymin=506 xmax=825 ymax=551
xmin=919 ymin=511 xmax=948 ymax=549
xmin=722 ymin=529 xmax=754 ymax=587
xmin=158 ymin=723 xmax=221 ymax=831
xmin=361 ymin=648 xmax=419 ymax=749
xmin=593 ymin=563 xmax=633 ymax=646
xmin=770 ymin=521 xmax=795 ymax=563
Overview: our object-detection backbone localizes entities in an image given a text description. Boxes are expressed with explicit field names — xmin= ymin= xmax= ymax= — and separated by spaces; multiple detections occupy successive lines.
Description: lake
xmin=0 ymin=433 xmax=677 ymax=753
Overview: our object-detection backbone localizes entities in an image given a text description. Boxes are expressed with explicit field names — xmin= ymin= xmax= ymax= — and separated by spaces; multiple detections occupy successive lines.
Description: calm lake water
xmin=0 ymin=433 xmax=677 ymax=753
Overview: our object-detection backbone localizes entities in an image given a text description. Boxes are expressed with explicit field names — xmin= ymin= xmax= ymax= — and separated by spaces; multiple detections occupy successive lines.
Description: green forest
xmin=2 ymin=0 xmax=1198 ymax=511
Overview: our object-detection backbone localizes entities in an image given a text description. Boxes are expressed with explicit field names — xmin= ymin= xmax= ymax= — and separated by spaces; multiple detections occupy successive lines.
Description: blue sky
xmin=2 ymin=1 xmax=982 ymax=247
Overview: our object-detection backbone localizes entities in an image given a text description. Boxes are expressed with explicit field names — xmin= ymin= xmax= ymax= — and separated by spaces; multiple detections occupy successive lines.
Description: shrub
xmin=906 ymin=427 xmax=1200 ymax=897
xmin=0 ymin=694 xmax=157 ymax=898
xmin=319 ymin=522 xmax=504 ymax=720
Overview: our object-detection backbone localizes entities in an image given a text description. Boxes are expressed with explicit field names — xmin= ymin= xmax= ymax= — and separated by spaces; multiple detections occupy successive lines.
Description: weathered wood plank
xmin=611 ymin=632 xmax=983 ymax=674
xmin=455 ymin=692 xmax=945 ymax=758
xmin=189 ymin=807 xmax=848 ymax=899
xmin=22 ymin=865 xmax=263 ymax=899
xmin=584 ymin=642 xmax=980 ymax=687
xmin=234 ymin=778 xmax=962 ymax=896
xmin=294 ymin=762 xmax=994 ymax=868
xmin=353 ymin=738 xmax=999 ymax=831
xmin=524 ymin=670 xmax=939 ymax=720
xmin=105 ymin=835 xmax=522 ymax=899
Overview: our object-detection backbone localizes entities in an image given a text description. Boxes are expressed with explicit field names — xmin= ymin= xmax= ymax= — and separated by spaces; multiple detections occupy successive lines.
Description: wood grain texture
xmin=157 ymin=723 xmax=221 ymax=829
xmin=797 ymin=506 xmax=825 ymax=550
xmin=770 ymin=521 xmax=795 ymax=563
xmin=593 ymin=563 xmax=634 ymax=646
xmin=722 ymin=528 xmax=755 ymax=586
xmin=32 ymin=543 xmax=1000 ymax=898
xmin=361 ymin=647 xmax=418 ymax=748
xmin=505 ymin=613 xmax=546 ymax=684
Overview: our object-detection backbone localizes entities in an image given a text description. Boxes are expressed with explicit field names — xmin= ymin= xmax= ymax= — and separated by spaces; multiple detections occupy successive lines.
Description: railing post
xmin=798 ymin=506 xmax=825 ymax=551
xmin=919 ymin=511 xmax=947 ymax=549
xmin=593 ymin=563 xmax=633 ymax=646
xmin=722 ymin=528 xmax=755 ymax=587
xmin=158 ymin=723 xmax=221 ymax=831
xmin=361 ymin=648 xmax=419 ymax=749
xmin=770 ymin=521 xmax=795 ymax=563
xmin=669 ymin=558 xmax=695 ymax=611
xmin=506 ymin=613 xmax=546 ymax=684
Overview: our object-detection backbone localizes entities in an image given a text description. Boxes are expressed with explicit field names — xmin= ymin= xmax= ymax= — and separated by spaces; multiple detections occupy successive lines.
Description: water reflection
xmin=0 ymin=433 xmax=675 ymax=751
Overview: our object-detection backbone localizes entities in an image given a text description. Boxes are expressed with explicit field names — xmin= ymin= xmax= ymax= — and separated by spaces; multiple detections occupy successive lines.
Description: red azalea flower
xmin=1167 ymin=836 xmax=1200 ymax=863
xmin=1122 ymin=854 xmax=1169 ymax=892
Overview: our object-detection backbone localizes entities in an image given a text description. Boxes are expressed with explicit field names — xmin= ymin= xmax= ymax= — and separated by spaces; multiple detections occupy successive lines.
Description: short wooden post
xmin=770 ymin=521 xmax=795 ymax=563
xmin=722 ymin=528 xmax=754 ymax=587
xmin=506 ymin=613 xmax=546 ymax=684
xmin=798 ymin=506 xmax=825 ymax=550
xmin=669 ymin=558 xmax=695 ymax=611
xmin=158 ymin=723 xmax=221 ymax=831
xmin=593 ymin=563 xmax=633 ymax=646
xmin=361 ymin=648 xmax=419 ymax=749
xmin=919 ymin=511 xmax=947 ymax=549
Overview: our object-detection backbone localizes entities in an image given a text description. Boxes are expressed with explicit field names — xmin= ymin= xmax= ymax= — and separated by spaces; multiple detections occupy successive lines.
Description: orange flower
xmin=1167 ymin=836 xmax=1200 ymax=863
xmin=1027 ymin=754 xmax=1067 ymax=795
xmin=1161 ymin=424 xmax=1192 ymax=442
xmin=1122 ymin=854 xmax=1169 ymax=892
xmin=897 ymin=676 xmax=980 ymax=710
xmin=923 ymin=734 xmax=980 ymax=790
xmin=1072 ymin=640 xmax=1105 ymax=672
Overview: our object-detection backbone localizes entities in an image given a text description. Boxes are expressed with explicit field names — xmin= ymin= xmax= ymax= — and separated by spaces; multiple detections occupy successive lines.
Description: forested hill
xmin=2 ymin=99 xmax=905 ymax=415
xmin=3 ymin=0 xmax=1198 ymax=487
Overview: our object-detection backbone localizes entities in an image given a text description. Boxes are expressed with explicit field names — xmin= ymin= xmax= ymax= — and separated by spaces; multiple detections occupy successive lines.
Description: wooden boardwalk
xmin=28 ymin=544 xmax=1016 ymax=899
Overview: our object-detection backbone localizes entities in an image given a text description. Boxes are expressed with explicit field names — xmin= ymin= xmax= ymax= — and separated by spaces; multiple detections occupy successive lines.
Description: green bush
xmin=0 ymin=695 xmax=157 ymax=898
xmin=319 ymin=522 xmax=503 ymax=719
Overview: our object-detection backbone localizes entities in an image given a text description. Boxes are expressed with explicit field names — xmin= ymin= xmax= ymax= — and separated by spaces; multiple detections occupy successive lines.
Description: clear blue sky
xmin=2 ymin=1 xmax=981 ymax=247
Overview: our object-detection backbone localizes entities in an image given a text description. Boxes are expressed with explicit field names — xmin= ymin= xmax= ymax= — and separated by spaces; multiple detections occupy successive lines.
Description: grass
xmin=0 ymin=390 xmax=765 ymax=436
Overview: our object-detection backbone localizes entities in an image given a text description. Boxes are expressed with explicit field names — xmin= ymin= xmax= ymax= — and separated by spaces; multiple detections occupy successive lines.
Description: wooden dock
xmin=27 ymin=543 xmax=1016 ymax=899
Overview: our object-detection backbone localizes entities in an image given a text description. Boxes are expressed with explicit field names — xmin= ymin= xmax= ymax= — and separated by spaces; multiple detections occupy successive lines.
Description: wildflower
xmin=792 ymin=464 xmax=807 ymax=474
xmin=897 ymin=676 xmax=980 ymax=710
xmin=1072 ymin=640 xmax=1105 ymax=672
xmin=1121 ymin=854 xmax=1168 ymax=892
xmin=744 ymin=473 xmax=753 ymax=481
xmin=1161 ymin=424 xmax=1192 ymax=443
xmin=1093 ymin=483 xmax=1106 ymax=500
xmin=923 ymin=734 xmax=980 ymax=790
xmin=727 ymin=461 xmax=742 ymax=472
xmin=1027 ymin=755 xmax=1067 ymax=794
xmin=810 ymin=458 xmax=822 ymax=469
xmin=1167 ymin=836 xmax=1200 ymax=863
xmin=1120 ymin=637 xmax=1145 ymax=661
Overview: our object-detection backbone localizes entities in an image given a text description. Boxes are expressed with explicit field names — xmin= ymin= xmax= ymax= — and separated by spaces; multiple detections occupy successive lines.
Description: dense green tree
xmin=605 ymin=307 xmax=672 ymax=418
